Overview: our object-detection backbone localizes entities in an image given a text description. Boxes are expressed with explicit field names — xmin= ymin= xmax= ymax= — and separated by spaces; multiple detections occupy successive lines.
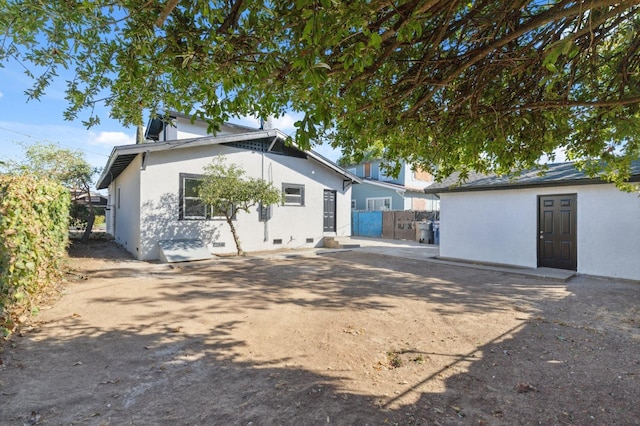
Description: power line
xmin=0 ymin=125 xmax=111 ymax=158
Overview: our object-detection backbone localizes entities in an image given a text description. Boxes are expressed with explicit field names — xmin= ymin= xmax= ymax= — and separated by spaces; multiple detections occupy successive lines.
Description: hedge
xmin=0 ymin=175 xmax=70 ymax=336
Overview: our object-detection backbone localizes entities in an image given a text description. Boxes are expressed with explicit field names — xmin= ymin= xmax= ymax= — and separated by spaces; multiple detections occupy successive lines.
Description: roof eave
xmin=424 ymin=175 xmax=640 ymax=194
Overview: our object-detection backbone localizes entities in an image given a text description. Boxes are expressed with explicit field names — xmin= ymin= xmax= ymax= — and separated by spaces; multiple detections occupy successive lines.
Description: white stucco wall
xmin=161 ymin=117 xmax=251 ymax=141
xmin=132 ymin=144 xmax=352 ymax=260
xmin=440 ymin=190 xmax=537 ymax=268
xmin=108 ymin=155 xmax=142 ymax=257
xmin=439 ymin=184 xmax=640 ymax=280
xmin=576 ymin=185 xmax=640 ymax=279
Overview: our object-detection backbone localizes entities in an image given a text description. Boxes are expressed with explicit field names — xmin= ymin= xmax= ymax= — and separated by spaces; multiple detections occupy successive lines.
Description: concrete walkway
xmin=324 ymin=236 xmax=576 ymax=282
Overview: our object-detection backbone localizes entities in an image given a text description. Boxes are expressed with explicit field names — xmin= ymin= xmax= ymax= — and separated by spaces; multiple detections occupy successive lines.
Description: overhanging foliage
xmin=1 ymin=1 xmax=639 ymax=186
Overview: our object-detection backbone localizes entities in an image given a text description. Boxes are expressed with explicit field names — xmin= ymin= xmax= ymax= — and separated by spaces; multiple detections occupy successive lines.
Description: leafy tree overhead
xmin=198 ymin=158 xmax=282 ymax=256
xmin=337 ymin=140 xmax=385 ymax=168
xmin=1 ymin=1 xmax=640 ymax=186
xmin=1 ymin=142 xmax=100 ymax=242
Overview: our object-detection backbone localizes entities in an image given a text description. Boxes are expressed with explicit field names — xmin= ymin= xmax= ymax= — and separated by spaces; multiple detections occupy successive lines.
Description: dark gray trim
xmin=178 ymin=173 xmax=205 ymax=220
xmin=282 ymin=183 xmax=305 ymax=206
xmin=425 ymin=161 xmax=640 ymax=194
xmin=96 ymin=129 xmax=360 ymax=190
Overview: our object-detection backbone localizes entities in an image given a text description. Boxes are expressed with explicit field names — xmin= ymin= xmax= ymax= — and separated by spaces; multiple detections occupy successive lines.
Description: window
xmin=179 ymin=173 xmax=234 ymax=220
xmin=282 ymin=183 xmax=305 ymax=206
xmin=366 ymin=197 xmax=392 ymax=211
xmin=182 ymin=176 xmax=208 ymax=219
xmin=364 ymin=162 xmax=371 ymax=178
xmin=117 ymin=187 xmax=121 ymax=209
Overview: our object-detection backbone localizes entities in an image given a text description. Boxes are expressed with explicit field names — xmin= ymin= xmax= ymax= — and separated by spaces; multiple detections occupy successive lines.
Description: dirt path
xmin=1 ymin=241 xmax=639 ymax=425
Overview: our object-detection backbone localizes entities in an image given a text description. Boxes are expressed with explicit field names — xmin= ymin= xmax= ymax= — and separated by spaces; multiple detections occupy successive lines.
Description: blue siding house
xmin=346 ymin=160 xmax=439 ymax=212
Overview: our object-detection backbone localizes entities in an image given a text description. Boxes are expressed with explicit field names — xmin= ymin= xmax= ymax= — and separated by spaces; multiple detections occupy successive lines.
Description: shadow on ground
xmin=1 ymin=242 xmax=638 ymax=425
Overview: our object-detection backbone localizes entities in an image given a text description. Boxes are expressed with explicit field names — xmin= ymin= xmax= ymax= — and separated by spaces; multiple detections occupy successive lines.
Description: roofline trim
xmin=424 ymin=175 xmax=640 ymax=194
xmin=97 ymin=129 xmax=359 ymax=189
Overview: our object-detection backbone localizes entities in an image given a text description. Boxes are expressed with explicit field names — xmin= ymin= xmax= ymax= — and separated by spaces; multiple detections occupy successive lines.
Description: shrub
xmin=69 ymin=202 xmax=89 ymax=230
xmin=0 ymin=175 xmax=70 ymax=336
xmin=93 ymin=214 xmax=105 ymax=227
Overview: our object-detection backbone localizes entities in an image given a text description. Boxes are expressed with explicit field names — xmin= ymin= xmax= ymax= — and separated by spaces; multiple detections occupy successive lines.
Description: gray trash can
xmin=416 ymin=221 xmax=434 ymax=244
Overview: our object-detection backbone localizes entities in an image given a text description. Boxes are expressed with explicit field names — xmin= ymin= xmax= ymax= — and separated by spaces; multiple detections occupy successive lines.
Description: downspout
xmin=262 ymin=145 xmax=267 ymax=242
xmin=262 ymin=136 xmax=278 ymax=242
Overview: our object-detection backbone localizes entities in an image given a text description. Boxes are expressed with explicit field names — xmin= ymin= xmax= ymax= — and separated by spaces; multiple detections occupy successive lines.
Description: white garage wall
xmin=440 ymin=184 xmax=640 ymax=280
xmin=576 ymin=185 xmax=640 ymax=280
xmin=440 ymin=190 xmax=537 ymax=268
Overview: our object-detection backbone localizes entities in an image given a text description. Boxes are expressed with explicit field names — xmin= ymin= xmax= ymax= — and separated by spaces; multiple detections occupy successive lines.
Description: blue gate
xmin=352 ymin=211 xmax=383 ymax=237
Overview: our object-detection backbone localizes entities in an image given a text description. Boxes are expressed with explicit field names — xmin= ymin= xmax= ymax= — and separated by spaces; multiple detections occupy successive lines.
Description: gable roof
xmin=424 ymin=160 xmax=640 ymax=194
xmin=145 ymin=113 xmax=259 ymax=141
xmin=360 ymin=179 xmax=406 ymax=193
xmin=96 ymin=129 xmax=360 ymax=190
xmin=359 ymin=178 xmax=429 ymax=194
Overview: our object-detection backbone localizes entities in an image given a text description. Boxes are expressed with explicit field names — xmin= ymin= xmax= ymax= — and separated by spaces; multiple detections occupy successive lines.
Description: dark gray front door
xmin=538 ymin=194 xmax=577 ymax=270
xmin=323 ymin=190 xmax=336 ymax=232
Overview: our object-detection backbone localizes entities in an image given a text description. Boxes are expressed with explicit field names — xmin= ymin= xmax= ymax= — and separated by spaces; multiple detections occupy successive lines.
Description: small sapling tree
xmin=198 ymin=158 xmax=282 ymax=256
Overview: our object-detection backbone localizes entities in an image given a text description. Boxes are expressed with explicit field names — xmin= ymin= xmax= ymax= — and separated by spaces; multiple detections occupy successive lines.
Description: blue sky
xmin=0 ymin=59 xmax=341 ymax=186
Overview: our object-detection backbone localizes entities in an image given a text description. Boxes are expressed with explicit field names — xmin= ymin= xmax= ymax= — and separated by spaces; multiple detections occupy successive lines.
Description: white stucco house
xmin=96 ymin=113 xmax=359 ymax=261
xmin=424 ymin=161 xmax=640 ymax=281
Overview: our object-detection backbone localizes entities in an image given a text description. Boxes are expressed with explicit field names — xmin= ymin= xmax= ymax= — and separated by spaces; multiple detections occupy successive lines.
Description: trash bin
xmin=416 ymin=221 xmax=434 ymax=244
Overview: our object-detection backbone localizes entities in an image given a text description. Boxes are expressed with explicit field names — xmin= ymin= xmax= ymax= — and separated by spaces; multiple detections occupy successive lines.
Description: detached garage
xmin=425 ymin=162 xmax=640 ymax=281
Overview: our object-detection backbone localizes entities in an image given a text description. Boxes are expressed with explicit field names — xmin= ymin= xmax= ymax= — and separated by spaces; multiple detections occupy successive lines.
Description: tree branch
xmin=156 ymin=0 xmax=180 ymax=28
xmin=405 ymin=0 xmax=636 ymax=116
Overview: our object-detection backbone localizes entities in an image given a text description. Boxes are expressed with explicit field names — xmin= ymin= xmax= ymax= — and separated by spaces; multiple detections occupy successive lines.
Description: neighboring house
xmin=70 ymin=189 xmax=108 ymax=215
xmin=424 ymin=161 xmax=640 ymax=281
xmin=96 ymin=114 xmax=359 ymax=261
xmin=346 ymin=160 xmax=439 ymax=212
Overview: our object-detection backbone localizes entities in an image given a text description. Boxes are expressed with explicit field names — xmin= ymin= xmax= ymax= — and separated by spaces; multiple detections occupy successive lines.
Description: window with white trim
xmin=366 ymin=197 xmax=392 ymax=211
xmin=282 ymin=183 xmax=305 ymax=206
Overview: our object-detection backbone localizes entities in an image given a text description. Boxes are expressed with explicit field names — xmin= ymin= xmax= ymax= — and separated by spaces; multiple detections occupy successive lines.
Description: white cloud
xmin=0 ymin=91 xmax=4 ymax=99
xmin=88 ymin=130 xmax=136 ymax=147
xmin=235 ymin=112 xmax=303 ymax=135
xmin=270 ymin=112 xmax=302 ymax=135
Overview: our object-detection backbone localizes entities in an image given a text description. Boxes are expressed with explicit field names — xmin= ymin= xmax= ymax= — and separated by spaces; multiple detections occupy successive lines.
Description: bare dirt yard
xmin=1 ymin=240 xmax=639 ymax=425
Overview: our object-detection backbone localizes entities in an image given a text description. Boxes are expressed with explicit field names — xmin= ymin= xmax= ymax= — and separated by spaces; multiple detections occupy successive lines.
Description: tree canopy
xmin=1 ymin=1 xmax=639 ymax=185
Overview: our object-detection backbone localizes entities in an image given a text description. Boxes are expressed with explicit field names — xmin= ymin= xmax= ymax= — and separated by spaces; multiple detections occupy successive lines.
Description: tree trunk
xmin=81 ymin=182 xmax=96 ymax=243
xmin=226 ymin=217 xmax=244 ymax=256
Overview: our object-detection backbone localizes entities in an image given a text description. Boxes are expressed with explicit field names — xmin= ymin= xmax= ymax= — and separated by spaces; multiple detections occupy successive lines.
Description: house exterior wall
xmin=439 ymin=184 xmax=640 ymax=280
xmin=352 ymin=182 xmax=440 ymax=212
xmin=401 ymin=163 xmax=434 ymax=189
xmin=161 ymin=116 xmax=250 ymax=141
xmin=107 ymin=155 xmax=142 ymax=256
xmin=132 ymin=144 xmax=351 ymax=260
xmin=351 ymin=182 xmax=404 ymax=211
xmin=350 ymin=161 xmax=434 ymax=189
xmin=411 ymin=195 xmax=440 ymax=212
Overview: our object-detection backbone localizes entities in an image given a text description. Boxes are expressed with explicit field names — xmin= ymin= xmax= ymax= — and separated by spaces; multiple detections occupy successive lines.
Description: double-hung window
xmin=180 ymin=174 xmax=208 ymax=219
xmin=179 ymin=173 xmax=235 ymax=220
xmin=282 ymin=183 xmax=305 ymax=206
xmin=366 ymin=197 xmax=392 ymax=211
